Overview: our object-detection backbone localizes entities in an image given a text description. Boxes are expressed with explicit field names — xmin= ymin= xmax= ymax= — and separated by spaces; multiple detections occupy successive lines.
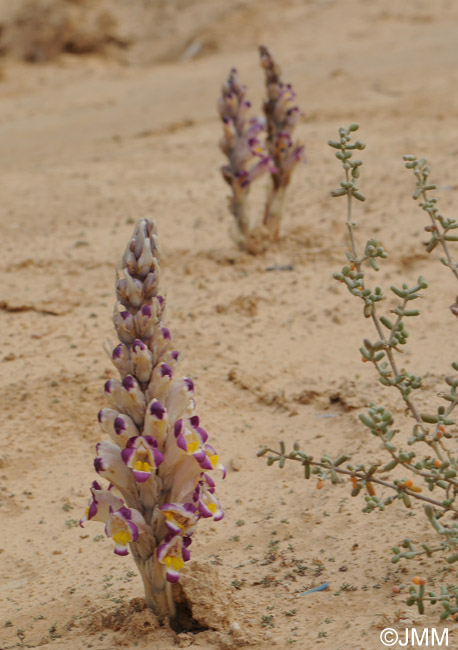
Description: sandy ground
xmin=2 ymin=0 xmax=458 ymax=648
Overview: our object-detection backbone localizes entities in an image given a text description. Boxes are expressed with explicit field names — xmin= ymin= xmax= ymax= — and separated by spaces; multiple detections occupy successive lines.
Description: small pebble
xmin=231 ymin=457 xmax=242 ymax=471
xmin=229 ymin=621 xmax=242 ymax=637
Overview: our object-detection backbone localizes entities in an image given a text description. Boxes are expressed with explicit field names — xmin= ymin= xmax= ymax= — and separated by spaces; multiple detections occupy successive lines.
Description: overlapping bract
xmin=82 ymin=218 xmax=224 ymax=584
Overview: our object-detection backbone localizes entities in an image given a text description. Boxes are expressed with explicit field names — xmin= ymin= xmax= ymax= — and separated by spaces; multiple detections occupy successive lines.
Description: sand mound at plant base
xmin=173 ymin=561 xmax=235 ymax=632
xmin=87 ymin=563 xmax=235 ymax=633
xmin=173 ymin=563 xmax=258 ymax=648
xmin=88 ymin=597 xmax=161 ymax=637
xmin=86 ymin=564 xmax=253 ymax=648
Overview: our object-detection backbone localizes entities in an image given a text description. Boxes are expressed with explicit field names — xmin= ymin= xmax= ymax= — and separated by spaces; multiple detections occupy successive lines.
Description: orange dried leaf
xmin=366 ymin=482 xmax=375 ymax=496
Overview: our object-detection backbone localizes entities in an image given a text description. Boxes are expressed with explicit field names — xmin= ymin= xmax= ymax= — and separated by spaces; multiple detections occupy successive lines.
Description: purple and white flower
xmin=160 ymin=502 xmax=199 ymax=536
xmin=105 ymin=506 xmax=146 ymax=556
xmin=156 ymin=533 xmax=191 ymax=583
xmin=121 ymin=435 xmax=164 ymax=482
xmin=79 ymin=481 xmax=124 ymax=527
xmin=95 ymin=440 xmax=133 ymax=489
xmin=193 ymin=474 xmax=224 ymax=521
xmin=98 ymin=408 xmax=139 ymax=447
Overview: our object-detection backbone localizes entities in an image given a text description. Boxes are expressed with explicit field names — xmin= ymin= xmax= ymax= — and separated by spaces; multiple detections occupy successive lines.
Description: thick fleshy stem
xmin=82 ymin=218 xmax=225 ymax=622
xmin=137 ymin=554 xmax=176 ymax=620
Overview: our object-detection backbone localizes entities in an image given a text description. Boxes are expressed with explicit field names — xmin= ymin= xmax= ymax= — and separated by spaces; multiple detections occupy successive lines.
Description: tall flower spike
xmin=82 ymin=218 xmax=224 ymax=622
xmin=259 ymin=44 xmax=305 ymax=240
xmin=218 ymin=67 xmax=275 ymax=247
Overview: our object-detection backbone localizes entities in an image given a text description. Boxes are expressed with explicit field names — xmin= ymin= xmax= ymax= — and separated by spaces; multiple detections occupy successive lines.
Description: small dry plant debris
xmin=260 ymin=125 xmax=458 ymax=620
xmin=218 ymin=45 xmax=304 ymax=253
xmin=80 ymin=218 xmax=225 ymax=623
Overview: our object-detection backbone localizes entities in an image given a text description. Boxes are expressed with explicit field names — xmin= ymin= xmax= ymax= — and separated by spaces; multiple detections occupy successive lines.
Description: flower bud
xmin=131 ymin=339 xmax=153 ymax=384
xmin=143 ymin=271 xmax=159 ymax=300
xmin=123 ymin=271 xmax=143 ymax=309
xmin=112 ymin=343 xmax=131 ymax=376
xmin=166 ymin=377 xmax=195 ymax=424
xmin=113 ymin=309 xmax=136 ymax=345
xmin=122 ymin=247 xmax=138 ymax=275
xmin=147 ymin=362 xmax=173 ymax=405
xmin=104 ymin=376 xmax=146 ymax=426
xmin=137 ymin=238 xmax=156 ymax=278
xmin=150 ymin=324 xmax=172 ymax=363
xmin=144 ymin=398 xmax=168 ymax=448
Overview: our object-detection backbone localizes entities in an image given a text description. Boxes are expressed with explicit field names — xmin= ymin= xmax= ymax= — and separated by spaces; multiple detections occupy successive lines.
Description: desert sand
xmin=2 ymin=1 xmax=458 ymax=648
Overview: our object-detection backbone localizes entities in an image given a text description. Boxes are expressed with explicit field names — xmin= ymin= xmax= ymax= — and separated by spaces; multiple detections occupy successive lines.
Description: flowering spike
xmin=219 ymin=49 xmax=303 ymax=251
xmin=82 ymin=218 xmax=224 ymax=622
xmin=218 ymin=67 xmax=273 ymax=246
xmin=259 ymin=45 xmax=305 ymax=240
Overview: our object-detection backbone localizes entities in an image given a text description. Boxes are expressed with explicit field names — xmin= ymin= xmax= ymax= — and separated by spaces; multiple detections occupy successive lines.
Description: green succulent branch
xmin=403 ymin=155 xmax=458 ymax=315
xmin=259 ymin=440 xmax=458 ymax=620
xmin=404 ymin=155 xmax=458 ymax=277
xmin=257 ymin=445 xmax=458 ymax=514
xmin=260 ymin=125 xmax=458 ymax=619
xmin=331 ymin=126 xmax=441 ymax=453
xmin=402 ymin=580 xmax=458 ymax=620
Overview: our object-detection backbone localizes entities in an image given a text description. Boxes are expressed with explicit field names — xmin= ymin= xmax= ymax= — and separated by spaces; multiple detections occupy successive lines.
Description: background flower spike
xmin=218 ymin=47 xmax=304 ymax=252
xmin=82 ymin=218 xmax=224 ymax=623
xmin=218 ymin=67 xmax=271 ymax=246
xmin=259 ymin=44 xmax=305 ymax=240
